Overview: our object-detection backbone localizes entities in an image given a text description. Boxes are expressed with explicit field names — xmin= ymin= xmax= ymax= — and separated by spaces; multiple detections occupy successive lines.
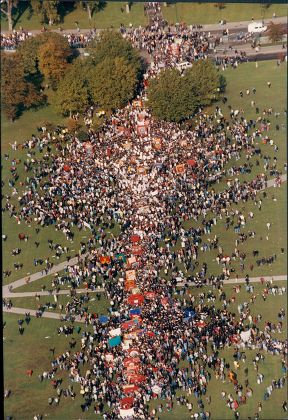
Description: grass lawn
xmin=1 ymin=61 xmax=286 ymax=286
xmin=4 ymin=282 xmax=287 ymax=419
xmin=1 ymin=103 xmax=63 ymax=153
xmin=179 ymin=184 xmax=287 ymax=278
xmin=8 ymin=292 xmax=110 ymax=316
xmin=162 ymin=2 xmax=287 ymax=25
xmin=1 ymin=2 xmax=147 ymax=31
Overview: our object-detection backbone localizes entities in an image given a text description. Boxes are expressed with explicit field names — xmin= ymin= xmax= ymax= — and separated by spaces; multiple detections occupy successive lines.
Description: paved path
xmin=201 ymin=16 xmax=287 ymax=32
xmin=3 ymin=275 xmax=287 ymax=321
xmin=3 ymin=288 xmax=104 ymax=298
xmin=2 ymin=252 xmax=89 ymax=296
xmin=2 ymin=306 xmax=85 ymax=322
xmin=264 ymin=174 xmax=287 ymax=189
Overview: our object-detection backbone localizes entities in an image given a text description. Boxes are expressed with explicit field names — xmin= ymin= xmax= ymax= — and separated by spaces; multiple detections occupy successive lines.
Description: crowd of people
xmin=0 ymin=30 xmax=32 ymax=50
xmin=2 ymin=3 xmax=287 ymax=419
xmin=0 ymin=28 xmax=98 ymax=50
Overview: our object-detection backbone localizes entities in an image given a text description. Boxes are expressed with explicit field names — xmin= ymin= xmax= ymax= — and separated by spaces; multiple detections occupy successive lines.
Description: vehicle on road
xmin=248 ymin=22 xmax=267 ymax=34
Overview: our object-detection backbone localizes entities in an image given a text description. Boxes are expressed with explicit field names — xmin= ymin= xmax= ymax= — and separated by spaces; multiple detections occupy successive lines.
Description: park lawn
xmin=215 ymin=60 xmax=287 ymax=181
xmin=1 ymin=61 xmax=287 ymax=285
xmin=162 ymin=2 xmax=287 ymax=25
xmin=3 ymin=312 xmax=97 ymax=420
xmin=4 ymin=281 xmax=287 ymax=420
xmin=1 ymin=103 xmax=63 ymax=152
xmin=8 ymin=292 xmax=110 ymax=315
xmin=1 ymin=1 xmax=147 ymax=31
xmin=148 ymin=347 xmax=287 ymax=419
xmin=199 ymin=184 xmax=287 ymax=278
xmin=176 ymin=281 xmax=287 ymax=336
xmin=163 ymin=182 xmax=287 ymax=279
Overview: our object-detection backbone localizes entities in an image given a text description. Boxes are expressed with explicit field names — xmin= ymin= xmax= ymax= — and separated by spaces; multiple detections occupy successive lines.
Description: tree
xmin=38 ymin=36 xmax=72 ymax=88
xmin=66 ymin=118 xmax=82 ymax=133
xmin=31 ymin=0 xmax=60 ymax=25
xmin=55 ymin=60 xmax=90 ymax=117
xmin=267 ymin=21 xmax=285 ymax=43
xmin=1 ymin=54 xmax=44 ymax=121
xmin=80 ymin=1 xmax=105 ymax=20
xmin=17 ymin=32 xmax=70 ymax=77
xmin=147 ymin=60 xmax=224 ymax=123
xmin=87 ymin=30 xmax=143 ymax=78
xmin=184 ymin=59 xmax=220 ymax=106
xmin=147 ymin=69 xmax=198 ymax=123
xmin=0 ymin=0 xmax=18 ymax=31
xmin=88 ymin=56 xmax=137 ymax=111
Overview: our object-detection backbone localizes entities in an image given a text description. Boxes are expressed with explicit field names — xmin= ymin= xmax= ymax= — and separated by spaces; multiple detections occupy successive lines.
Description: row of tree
xmin=1 ymin=29 xmax=226 ymax=123
xmin=1 ymin=31 xmax=143 ymax=121
xmin=1 ymin=1 xmax=108 ymax=30
xmin=56 ymin=31 xmax=142 ymax=117
xmin=1 ymin=32 xmax=73 ymax=121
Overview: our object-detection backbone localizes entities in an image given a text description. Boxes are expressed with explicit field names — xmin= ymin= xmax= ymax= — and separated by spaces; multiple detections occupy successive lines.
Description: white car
xmin=248 ymin=22 xmax=267 ymax=34
xmin=176 ymin=61 xmax=193 ymax=72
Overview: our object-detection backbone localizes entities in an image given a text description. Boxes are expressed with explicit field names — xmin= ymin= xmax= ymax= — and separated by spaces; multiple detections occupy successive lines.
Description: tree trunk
xmin=1 ymin=0 xmax=13 ymax=30
xmin=87 ymin=3 xmax=92 ymax=20
xmin=7 ymin=0 xmax=13 ymax=31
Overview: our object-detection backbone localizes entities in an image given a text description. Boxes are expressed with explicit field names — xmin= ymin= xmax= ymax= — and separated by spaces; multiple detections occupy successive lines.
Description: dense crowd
xmin=0 ymin=30 xmax=32 ymax=50
xmin=4 ymin=69 xmax=286 ymax=419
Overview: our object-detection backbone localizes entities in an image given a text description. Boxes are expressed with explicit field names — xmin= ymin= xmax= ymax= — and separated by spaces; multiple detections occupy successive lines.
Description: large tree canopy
xmin=88 ymin=56 xmax=138 ymax=111
xmin=1 ymin=54 xmax=44 ymax=121
xmin=148 ymin=60 xmax=224 ymax=123
xmin=87 ymin=30 xmax=143 ymax=78
xmin=184 ymin=59 xmax=220 ymax=106
xmin=147 ymin=68 xmax=198 ymax=123
xmin=38 ymin=35 xmax=72 ymax=88
xmin=55 ymin=59 xmax=91 ymax=117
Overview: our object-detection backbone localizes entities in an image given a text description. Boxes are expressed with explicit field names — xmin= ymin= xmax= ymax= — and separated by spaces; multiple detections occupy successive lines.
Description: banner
xmin=176 ymin=164 xmax=185 ymax=174
xmin=109 ymin=328 xmax=121 ymax=337
xmin=125 ymin=280 xmax=136 ymax=291
xmin=108 ymin=336 xmax=121 ymax=348
xmin=119 ymin=408 xmax=135 ymax=419
xmin=126 ymin=270 xmax=136 ymax=281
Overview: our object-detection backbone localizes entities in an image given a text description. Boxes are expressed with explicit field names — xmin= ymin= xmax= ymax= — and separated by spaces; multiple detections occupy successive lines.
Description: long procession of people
xmin=2 ymin=3 xmax=287 ymax=420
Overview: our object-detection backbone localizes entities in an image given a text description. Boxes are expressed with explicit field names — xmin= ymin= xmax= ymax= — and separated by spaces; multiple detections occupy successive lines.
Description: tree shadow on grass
xmin=58 ymin=0 xmax=77 ymax=24
xmin=12 ymin=1 xmax=30 ymax=28
xmin=96 ymin=1 xmax=107 ymax=14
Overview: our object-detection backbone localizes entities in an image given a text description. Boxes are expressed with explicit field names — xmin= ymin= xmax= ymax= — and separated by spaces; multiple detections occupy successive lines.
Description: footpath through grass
xmin=1 ymin=61 xmax=287 ymax=286
xmin=4 ymin=281 xmax=287 ymax=419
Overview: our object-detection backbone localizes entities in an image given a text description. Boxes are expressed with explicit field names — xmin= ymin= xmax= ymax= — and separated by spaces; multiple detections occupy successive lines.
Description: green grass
xmin=1 ymin=103 xmax=63 ymax=152
xmin=8 ymin=292 xmax=110 ymax=315
xmin=1 ymin=2 xmax=147 ymax=31
xmin=162 ymin=2 xmax=287 ymax=25
xmin=2 ymin=57 xmax=287 ymax=420
xmin=1 ymin=61 xmax=287 ymax=285
xmin=4 ymin=282 xmax=287 ymax=419
xmin=180 ymin=185 xmax=287 ymax=278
